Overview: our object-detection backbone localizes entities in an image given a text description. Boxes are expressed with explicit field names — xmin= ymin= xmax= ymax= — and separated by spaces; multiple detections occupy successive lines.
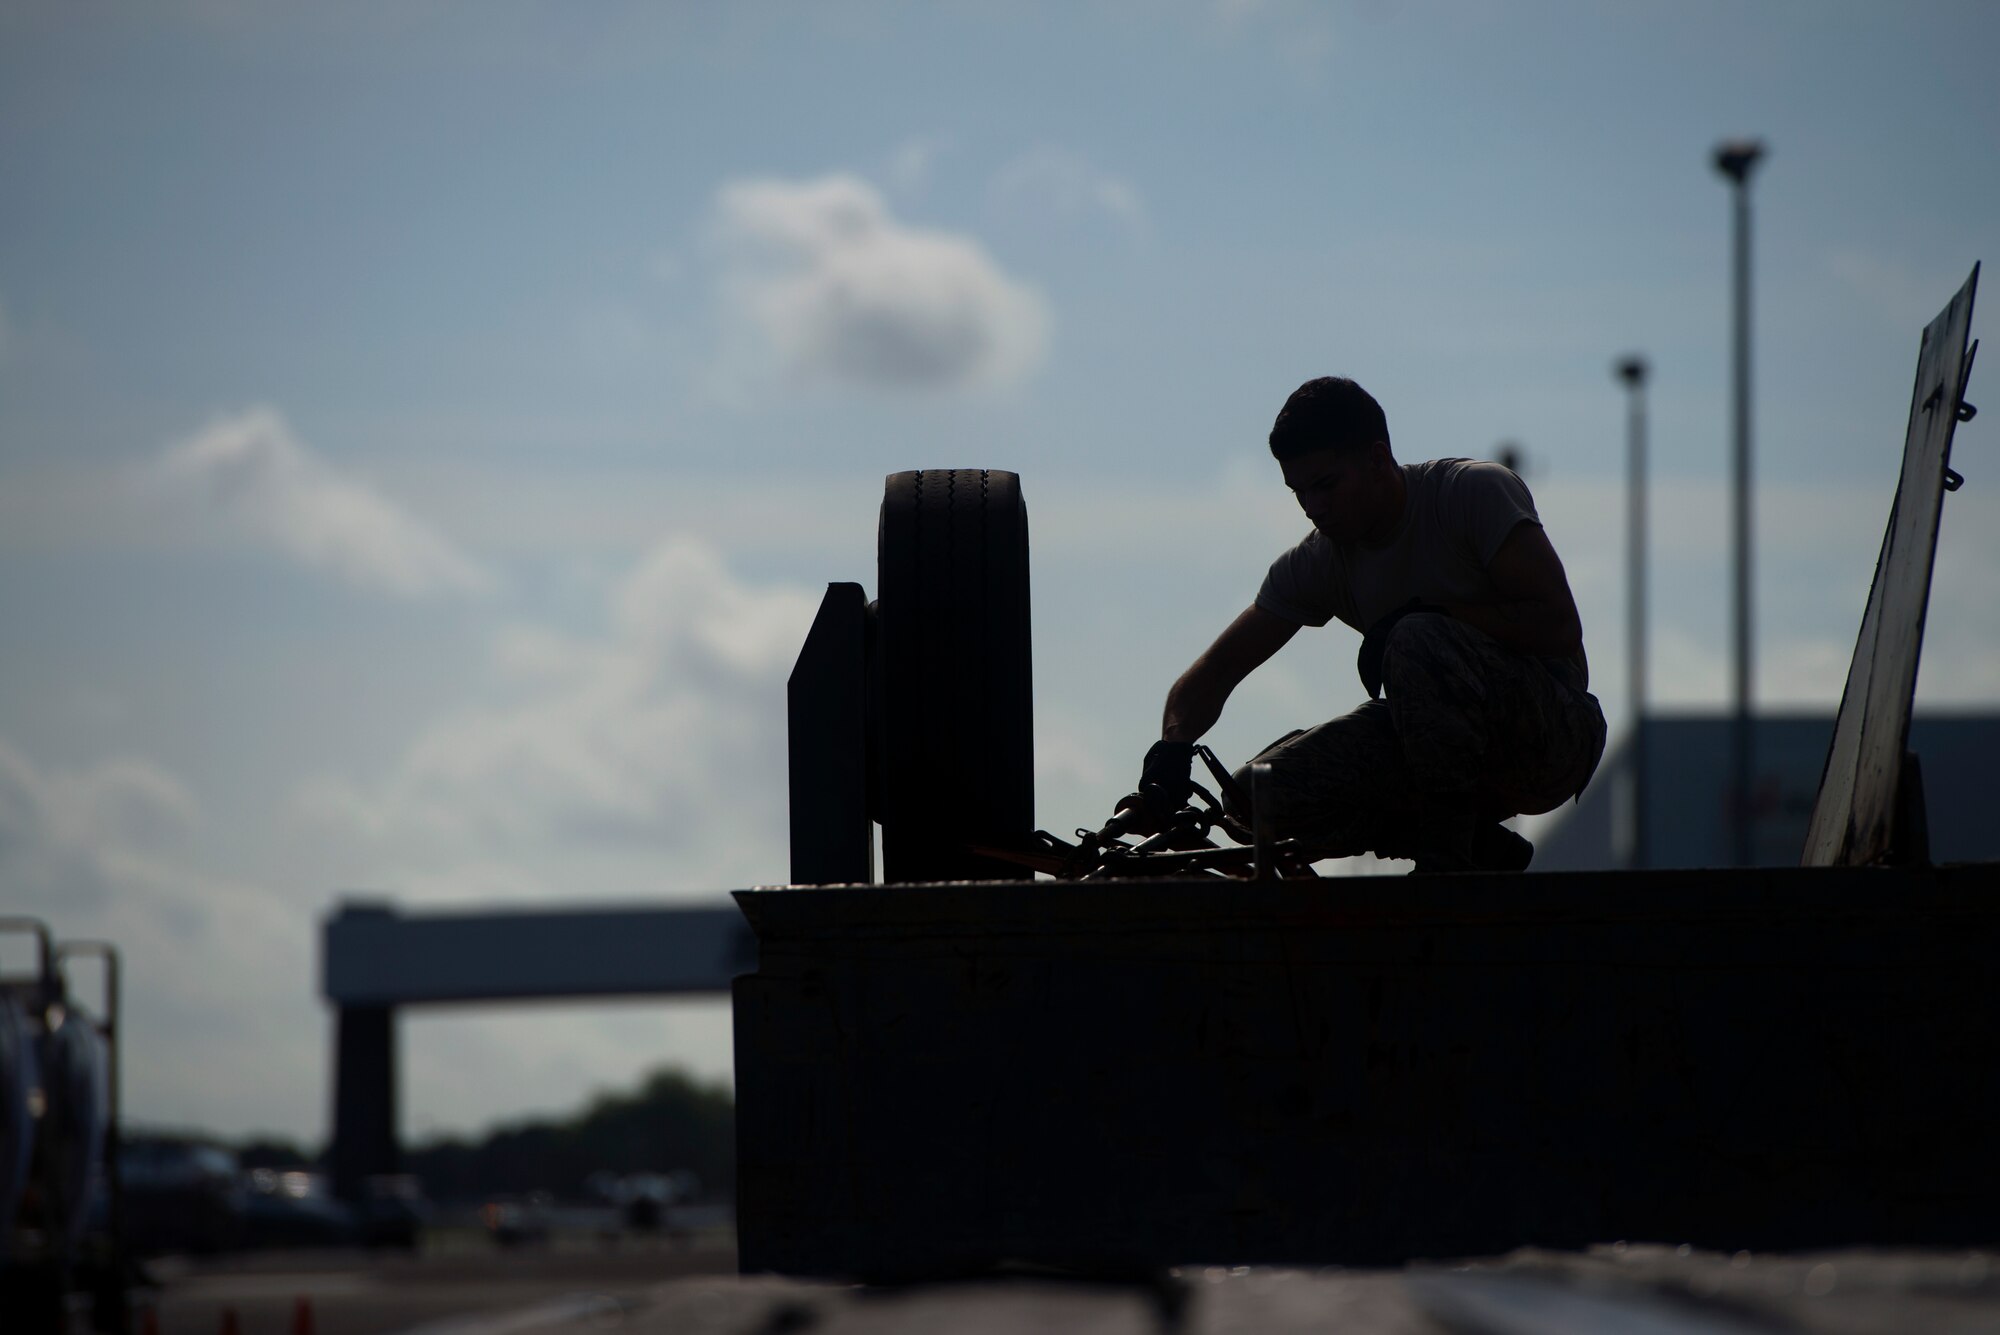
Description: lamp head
xmin=1614 ymin=355 xmax=1649 ymax=387
xmin=1712 ymin=138 xmax=1766 ymax=184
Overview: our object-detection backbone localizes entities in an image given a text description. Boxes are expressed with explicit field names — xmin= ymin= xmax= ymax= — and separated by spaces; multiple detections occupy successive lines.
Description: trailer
xmin=734 ymin=268 xmax=1987 ymax=1278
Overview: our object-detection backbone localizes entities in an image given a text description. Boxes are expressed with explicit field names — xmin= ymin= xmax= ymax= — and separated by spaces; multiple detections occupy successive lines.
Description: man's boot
xmin=1471 ymin=820 xmax=1534 ymax=871
xmin=1406 ymin=812 xmax=1533 ymax=874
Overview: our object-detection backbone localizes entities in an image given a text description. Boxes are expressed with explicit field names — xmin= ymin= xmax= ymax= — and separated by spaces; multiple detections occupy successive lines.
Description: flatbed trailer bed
xmin=733 ymin=862 xmax=2000 ymax=1277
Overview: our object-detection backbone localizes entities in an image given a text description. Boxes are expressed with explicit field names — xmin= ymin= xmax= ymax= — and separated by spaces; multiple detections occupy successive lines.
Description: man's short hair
xmin=1268 ymin=377 xmax=1391 ymax=461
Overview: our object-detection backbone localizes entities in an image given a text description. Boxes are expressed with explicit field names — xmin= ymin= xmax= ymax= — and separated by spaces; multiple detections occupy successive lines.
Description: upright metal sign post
xmin=1615 ymin=354 xmax=1650 ymax=868
xmin=1714 ymin=138 xmax=1765 ymax=866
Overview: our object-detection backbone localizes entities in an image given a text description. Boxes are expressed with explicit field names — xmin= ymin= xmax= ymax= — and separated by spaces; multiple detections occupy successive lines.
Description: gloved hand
xmin=1357 ymin=599 xmax=1442 ymax=700
xmin=1108 ymin=791 xmax=1158 ymax=836
xmin=1136 ymin=739 xmax=1198 ymax=824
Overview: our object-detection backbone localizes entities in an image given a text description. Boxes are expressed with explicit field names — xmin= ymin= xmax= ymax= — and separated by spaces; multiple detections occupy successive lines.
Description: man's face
xmin=1280 ymin=444 xmax=1389 ymax=544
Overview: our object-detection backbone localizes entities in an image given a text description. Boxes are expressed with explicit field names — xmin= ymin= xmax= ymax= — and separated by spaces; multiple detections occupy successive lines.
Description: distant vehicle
xmin=627 ymin=1170 xmax=699 ymax=1233
xmin=117 ymin=1135 xmax=244 ymax=1255
xmin=358 ymin=1173 xmax=427 ymax=1250
xmin=584 ymin=1169 xmax=702 ymax=1237
xmin=482 ymin=1191 xmax=553 ymax=1248
xmin=239 ymin=1168 xmax=357 ymax=1249
xmin=112 ymin=1150 xmax=420 ymax=1256
xmin=584 ymin=1175 xmax=700 ymax=1239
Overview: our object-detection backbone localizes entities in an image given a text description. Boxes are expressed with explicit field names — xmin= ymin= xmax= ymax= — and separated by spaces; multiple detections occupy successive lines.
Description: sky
xmin=1 ymin=0 xmax=1996 ymax=1145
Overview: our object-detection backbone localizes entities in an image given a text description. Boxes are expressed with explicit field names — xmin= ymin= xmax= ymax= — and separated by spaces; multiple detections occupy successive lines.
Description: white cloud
xmin=1035 ymin=717 xmax=1111 ymax=792
xmin=710 ymin=173 xmax=1048 ymax=392
xmin=31 ymin=530 xmax=818 ymax=1137
xmin=1205 ymin=0 xmax=1335 ymax=74
xmin=0 ymin=741 xmax=199 ymax=910
xmin=160 ymin=407 xmax=494 ymax=599
xmin=886 ymin=134 xmax=951 ymax=195
xmin=989 ymin=147 xmax=1147 ymax=234
xmin=294 ymin=535 xmax=819 ymax=895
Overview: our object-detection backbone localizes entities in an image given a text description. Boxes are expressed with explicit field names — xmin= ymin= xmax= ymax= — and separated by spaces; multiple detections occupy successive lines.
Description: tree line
xmin=225 ymin=1065 xmax=735 ymax=1203
xmin=405 ymin=1066 xmax=735 ymax=1202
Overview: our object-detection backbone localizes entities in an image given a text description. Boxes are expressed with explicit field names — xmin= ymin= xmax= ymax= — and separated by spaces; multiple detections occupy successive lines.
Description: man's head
xmin=1268 ymin=376 xmax=1390 ymax=462
xmin=1268 ymin=377 xmax=1403 ymax=545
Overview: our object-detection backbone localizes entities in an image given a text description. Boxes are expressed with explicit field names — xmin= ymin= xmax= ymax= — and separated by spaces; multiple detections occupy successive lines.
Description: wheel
xmin=876 ymin=469 xmax=1034 ymax=882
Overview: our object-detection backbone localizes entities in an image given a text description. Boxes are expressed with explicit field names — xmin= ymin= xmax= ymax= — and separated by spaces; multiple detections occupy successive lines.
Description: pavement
xmin=144 ymin=1237 xmax=732 ymax=1335
xmin=140 ymin=1236 xmax=2000 ymax=1334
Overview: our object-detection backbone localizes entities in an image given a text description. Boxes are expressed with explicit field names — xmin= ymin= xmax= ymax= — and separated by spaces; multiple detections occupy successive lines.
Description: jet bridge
xmin=321 ymin=902 xmax=749 ymax=1201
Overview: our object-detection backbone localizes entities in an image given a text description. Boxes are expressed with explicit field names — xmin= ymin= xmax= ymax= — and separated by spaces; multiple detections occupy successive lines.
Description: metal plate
xmin=1802 ymin=265 xmax=1979 ymax=866
xmin=789 ymin=582 xmax=872 ymax=885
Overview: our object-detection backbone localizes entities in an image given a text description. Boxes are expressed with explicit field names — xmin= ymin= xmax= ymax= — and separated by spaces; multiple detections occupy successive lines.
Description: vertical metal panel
xmin=1803 ymin=266 xmax=1979 ymax=866
xmin=788 ymin=583 xmax=873 ymax=886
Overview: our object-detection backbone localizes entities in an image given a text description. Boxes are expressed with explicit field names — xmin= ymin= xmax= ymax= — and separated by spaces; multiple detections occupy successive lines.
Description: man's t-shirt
xmin=1255 ymin=457 xmax=1588 ymax=684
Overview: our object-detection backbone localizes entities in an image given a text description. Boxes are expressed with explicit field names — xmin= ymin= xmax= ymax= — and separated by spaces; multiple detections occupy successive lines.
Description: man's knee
xmin=1223 ymin=707 xmax=1404 ymax=836
xmin=1225 ymin=749 xmax=1294 ymax=827
xmin=1380 ymin=611 xmax=1472 ymax=690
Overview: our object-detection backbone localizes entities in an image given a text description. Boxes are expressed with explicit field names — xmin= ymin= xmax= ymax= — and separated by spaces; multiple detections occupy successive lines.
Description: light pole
xmin=1713 ymin=137 xmax=1764 ymax=866
xmin=1615 ymin=354 xmax=1649 ymax=869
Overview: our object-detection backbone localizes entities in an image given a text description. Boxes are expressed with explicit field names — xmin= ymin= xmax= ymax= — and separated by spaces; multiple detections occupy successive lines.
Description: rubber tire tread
xmin=877 ymin=469 xmax=1034 ymax=882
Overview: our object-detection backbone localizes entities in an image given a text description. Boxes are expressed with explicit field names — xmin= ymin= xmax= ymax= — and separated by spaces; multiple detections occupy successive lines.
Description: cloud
xmin=0 ymin=741 xmax=199 ymax=911
xmin=887 ymin=134 xmax=952 ymax=195
xmin=0 ymin=731 xmax=735 ymax=1141
xmin=0 ymin=534 xmax=814 ymax=1138
xmin=160 ymin=408 xmax=494 ymax=599
xmin=294 ymin=535 xmax=818 ymax=895
xmin=1206 ymin=0 xmax=1335 ymax=74
xmin=0 ymin=736 xmax=322 ymax=1136
xmin=711 ymin=173 xmax=1048 ymax=392
xmin=989 ymin=147 xmax=1147 ymax=234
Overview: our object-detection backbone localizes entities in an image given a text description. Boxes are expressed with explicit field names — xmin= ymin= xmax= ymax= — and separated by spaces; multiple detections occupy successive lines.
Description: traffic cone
xmin=219 ymin=1307 xmax=241 ymax=1335
xmin=293 ymin=1294 xmax=316 ymax=1335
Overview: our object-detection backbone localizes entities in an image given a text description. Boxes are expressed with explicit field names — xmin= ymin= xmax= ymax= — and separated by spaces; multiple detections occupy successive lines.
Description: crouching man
xmin=1129 ymin=376 xmax=1607 ymax=872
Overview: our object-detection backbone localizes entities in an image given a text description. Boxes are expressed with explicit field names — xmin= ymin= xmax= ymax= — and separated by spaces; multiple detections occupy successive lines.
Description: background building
xmin=1535 ymin=714 xmax=2000 ymax=870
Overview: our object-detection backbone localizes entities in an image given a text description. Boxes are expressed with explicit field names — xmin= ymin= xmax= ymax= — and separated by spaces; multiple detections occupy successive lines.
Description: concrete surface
xmin=139 ymin=1241 xmax=2000 ymax=1333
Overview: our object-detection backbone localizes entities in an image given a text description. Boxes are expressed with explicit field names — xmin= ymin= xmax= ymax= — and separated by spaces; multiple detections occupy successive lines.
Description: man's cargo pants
xmin=1230 ymin=612 xmax=1607 ymax=860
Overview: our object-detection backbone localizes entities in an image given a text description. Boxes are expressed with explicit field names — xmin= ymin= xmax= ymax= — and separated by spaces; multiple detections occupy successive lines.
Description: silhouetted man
xmin=1131 ymin=377 xmax=1606 ymax=871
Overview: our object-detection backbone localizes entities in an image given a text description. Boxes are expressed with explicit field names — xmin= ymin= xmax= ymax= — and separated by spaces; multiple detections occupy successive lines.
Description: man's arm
xmin=1161 ymin=604 xmax=1300 ymax=741
xmin=1440 ymin=521 xmax=1583 ymax=657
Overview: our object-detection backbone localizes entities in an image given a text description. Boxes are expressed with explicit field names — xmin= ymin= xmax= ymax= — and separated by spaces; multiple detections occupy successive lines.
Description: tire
xmin=876 ymin=469 xmax=1034 ymax=882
